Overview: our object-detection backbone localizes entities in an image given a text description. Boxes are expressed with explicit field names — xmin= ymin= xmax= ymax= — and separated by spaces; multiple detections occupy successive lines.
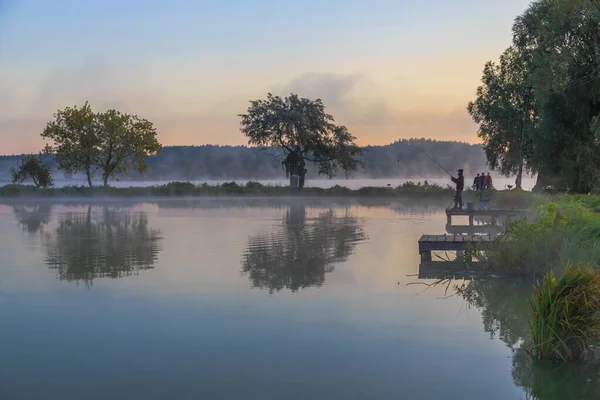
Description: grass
xmin=0 ymin=180 xmax=457 ymax=198
xmin=480 ymin=197 xmax=600 ymax=275
xmin=526 ymin=264 xmax=600 ymax=362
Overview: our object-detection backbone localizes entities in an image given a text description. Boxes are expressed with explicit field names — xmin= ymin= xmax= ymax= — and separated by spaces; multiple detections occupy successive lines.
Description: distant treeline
xmin=0 ymin=138 xmax=488 ymax=183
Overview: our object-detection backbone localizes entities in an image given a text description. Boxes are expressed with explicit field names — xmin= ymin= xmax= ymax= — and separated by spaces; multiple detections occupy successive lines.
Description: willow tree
xmin=239 ymin=93 xmax=364 ymax=188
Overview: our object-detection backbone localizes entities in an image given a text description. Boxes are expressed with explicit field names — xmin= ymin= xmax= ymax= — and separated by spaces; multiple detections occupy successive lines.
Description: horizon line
xmin=0 ymin=137 xmax=483 ymax=157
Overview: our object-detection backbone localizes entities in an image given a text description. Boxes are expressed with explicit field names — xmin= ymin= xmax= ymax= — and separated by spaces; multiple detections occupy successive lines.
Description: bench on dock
xmin=445 ymin=208 xmax=528 ymax=226
xmin=418 ymin=234 xmax=496 ymax=262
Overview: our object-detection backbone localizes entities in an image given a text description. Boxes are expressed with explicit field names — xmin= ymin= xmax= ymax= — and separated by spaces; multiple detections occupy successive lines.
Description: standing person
xmin=481 ymin=171 xmax=487 ymax=189
xmin=486 ymin=172 xmax=493 ymax=189
xmin=451 ymin=169 xmax=464 ymax=209
xmin=483 ymin=173 xmax=490 ymax=190
xmin=473 ymin=173 xmax=481 ymax=190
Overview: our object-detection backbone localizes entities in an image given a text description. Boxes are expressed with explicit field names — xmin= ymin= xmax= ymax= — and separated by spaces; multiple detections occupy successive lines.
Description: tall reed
xmin=527 ymin=264 xmax=600 ymax=361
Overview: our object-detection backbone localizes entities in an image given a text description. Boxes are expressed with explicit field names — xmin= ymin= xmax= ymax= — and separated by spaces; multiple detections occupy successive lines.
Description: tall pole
xmin=516 ymin=86 xmax=533 ymax=190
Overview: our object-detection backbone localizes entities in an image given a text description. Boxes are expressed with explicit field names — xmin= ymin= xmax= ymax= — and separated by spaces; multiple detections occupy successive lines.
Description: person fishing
xmin=473 ymin=173 xmax=481 ymax=190
xmin=451 ymin=169 xmax=464 ymax=209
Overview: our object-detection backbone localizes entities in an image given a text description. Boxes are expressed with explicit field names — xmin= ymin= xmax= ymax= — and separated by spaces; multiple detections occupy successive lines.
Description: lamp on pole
xmin=516 ymin=86 xmax=533 ymax=189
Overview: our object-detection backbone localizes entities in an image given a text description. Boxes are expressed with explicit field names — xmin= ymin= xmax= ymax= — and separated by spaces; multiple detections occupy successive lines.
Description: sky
xmin=0 ymin=0 xmax=532 ymax=155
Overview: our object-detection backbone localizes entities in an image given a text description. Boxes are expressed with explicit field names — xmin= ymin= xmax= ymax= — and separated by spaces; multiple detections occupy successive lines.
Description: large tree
xmin=41 ymin=102 xmax=99 ymax=187
xmin=469 ymin=0 xmax=600 ymax=193
xmin=513 ymin=0 xmax=600 ymax=193
xmin=467 ymin=46 xmax=538 ymax=186
xmin=96 ymin=109 xmax=162 ymax=186
xmin=239 ymin=93 xmax=364 ymax=188
xmin=42 ymin=103 xmax=161 ymax=187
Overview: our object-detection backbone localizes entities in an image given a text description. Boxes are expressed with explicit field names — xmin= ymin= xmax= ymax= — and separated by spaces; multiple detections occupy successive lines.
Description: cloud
xmin=273 ymin=72 xmax=393 ymax=127
xmin=0 ymin=59 xmax=172 ymax=120
xmin=276 ymin=73 xmax=361 ymax=108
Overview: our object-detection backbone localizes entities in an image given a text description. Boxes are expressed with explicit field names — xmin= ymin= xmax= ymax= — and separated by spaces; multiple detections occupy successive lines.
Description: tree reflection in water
xmin=242 ymin=204 xmax=367 ymax=293
xmin=12 ymin=203 xmax=53 ymax=236
xmin=43 ymin=205 xmax=162 ymax=286
xmin=457 ymin=278 xmax=600 ymax=399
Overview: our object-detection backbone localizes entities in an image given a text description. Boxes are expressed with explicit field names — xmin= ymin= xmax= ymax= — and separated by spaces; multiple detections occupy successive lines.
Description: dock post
xmin=420 ymin=251 xmax=432 ymax=263
xmin=465 ymin=251 xmax=473 ymax=263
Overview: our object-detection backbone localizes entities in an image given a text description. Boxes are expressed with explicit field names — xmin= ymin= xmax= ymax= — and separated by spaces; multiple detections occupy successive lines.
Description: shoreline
xmin=0 ymin=182 xmax=544 ymax=211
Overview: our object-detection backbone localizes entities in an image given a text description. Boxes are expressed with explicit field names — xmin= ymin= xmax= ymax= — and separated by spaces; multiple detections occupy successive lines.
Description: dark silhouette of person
xmin=451 ymin=169 xmax=464 ymax=209
xmin=473 ymin=173 xmax=481 ymax=190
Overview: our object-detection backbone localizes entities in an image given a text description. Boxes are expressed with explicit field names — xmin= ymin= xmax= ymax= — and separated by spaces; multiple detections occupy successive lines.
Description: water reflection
xmin=242 ymin=204 xmax=367 ymax=293
xmin=457 ymin=277 xmax=600 ymax=399
xmin=42 ymin=205 xmax=163 ymax=286
xmin=12 ymin=203 xmax=53 ymax=236
xmin=512 ymin=346 xmax=600 ymax=400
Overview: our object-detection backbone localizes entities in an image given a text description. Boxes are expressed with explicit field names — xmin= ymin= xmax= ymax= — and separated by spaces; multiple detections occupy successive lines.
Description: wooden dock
xmin=418 ymin=261 xmax=485 ymax=280
xmin=445 ymin=208 xmax=528 ymax=226
xmin=418 ymin=234 xmax=496 ymax=262
xmin=445 ymin=223 xmax=501 ymax=235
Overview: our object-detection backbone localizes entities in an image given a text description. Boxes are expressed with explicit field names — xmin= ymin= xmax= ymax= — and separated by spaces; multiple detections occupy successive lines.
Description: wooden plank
xmin=446 ymin=208 xmax=528 ymax=217
xmin=419 ymin=234 xmax=497 ymax=253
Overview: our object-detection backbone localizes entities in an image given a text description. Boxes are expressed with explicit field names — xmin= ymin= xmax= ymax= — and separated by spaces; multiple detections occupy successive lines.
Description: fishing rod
xmin=408 ymin=143 xmax=454 ymax=177
xmin=396 ymin=159 xmax=431 ymax=181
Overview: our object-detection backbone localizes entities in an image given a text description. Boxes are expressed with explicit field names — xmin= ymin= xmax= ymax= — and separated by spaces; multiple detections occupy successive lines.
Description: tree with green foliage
xmin=467 ymin=46 xmax=538 ymax=183
xmin=239 ymin=93 xmax=364 ymax=188
xmin=41 ymin=102 xmax=98 ymax=187
xmin=513 ymin=0 xmax=600 ymax=193
xmin=11 ymin=154 xmax=54 ymax=188
xmin=469 ymin=0 xmax=600 ymax=193
xmin=96 ymin=109 xmax=162 ymax=186
xmin=42 ymin=102 xmax=161 ymax=187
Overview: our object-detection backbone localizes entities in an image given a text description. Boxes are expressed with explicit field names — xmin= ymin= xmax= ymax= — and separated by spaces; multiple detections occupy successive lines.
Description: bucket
xmin=466 ymin=202 xmax=474 ymax=210
xmin=290 ymin=174 xmax=299 ymax=188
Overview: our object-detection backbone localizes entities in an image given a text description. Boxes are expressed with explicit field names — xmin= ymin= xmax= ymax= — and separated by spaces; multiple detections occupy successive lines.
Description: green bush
xmin=482 ymin=198 xmax=600 ymax=275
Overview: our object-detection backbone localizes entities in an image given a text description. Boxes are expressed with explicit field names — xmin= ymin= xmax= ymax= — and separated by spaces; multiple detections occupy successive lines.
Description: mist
xmin=0 ymin=138 xmax=519 ymax=188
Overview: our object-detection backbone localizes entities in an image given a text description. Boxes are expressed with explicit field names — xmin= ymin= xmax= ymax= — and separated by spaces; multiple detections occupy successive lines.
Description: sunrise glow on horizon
xmin=0 ymin=0 xmax=532 ymax=155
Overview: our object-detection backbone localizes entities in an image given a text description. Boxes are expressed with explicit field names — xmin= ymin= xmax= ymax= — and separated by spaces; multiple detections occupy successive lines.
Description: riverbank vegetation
xmin=0 ymin=180 xmax=456 ymax=198
xmin=460 ymin=195 xmax=600 ymax=362
xmin=482 ymin=198 xmax=600 ymax=275
xmin=462 ymin=0 xmax=600 ymax=366
xmin=527 ymin=264 xmax=600 ymax=362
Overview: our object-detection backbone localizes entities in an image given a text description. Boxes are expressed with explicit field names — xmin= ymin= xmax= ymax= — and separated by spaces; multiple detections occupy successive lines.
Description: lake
xmin=0 ymin=198 xmax=597 ymax=400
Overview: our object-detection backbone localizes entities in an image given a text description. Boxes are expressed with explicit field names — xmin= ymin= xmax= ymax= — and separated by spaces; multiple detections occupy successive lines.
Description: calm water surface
xmin=0 ymin=198 xmax=597 ymax=399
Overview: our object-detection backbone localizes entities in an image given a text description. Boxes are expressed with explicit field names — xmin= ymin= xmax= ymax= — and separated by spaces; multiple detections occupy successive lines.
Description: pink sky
xmin=0 ymin=0 xmax=532 ymax=155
